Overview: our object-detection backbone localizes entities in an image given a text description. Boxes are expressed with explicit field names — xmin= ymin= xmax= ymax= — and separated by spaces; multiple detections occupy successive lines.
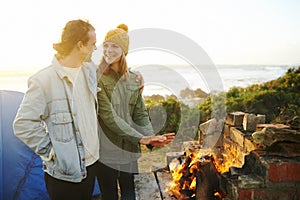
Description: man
xmin=13 ymin=19 xmax=99 ymax=200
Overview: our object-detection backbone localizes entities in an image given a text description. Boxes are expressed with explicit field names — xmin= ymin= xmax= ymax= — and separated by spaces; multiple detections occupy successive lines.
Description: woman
xmin=96 ymin=24 xmax=174 ymax=200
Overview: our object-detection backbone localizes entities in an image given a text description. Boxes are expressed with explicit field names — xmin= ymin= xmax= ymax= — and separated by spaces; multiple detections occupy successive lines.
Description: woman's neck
xmin=110 ymin=62 xmax=120 ymax=73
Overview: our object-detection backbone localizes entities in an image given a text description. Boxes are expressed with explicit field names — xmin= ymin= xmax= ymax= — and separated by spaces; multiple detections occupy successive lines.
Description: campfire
xmin=169 ymin=147 xmax=233 ymax=200
xmin=134 ymin=112 xmax=300 ymax=200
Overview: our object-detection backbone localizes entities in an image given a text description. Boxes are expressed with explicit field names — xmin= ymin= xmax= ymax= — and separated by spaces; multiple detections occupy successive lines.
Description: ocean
xmin=131 ymin=64 xmax=293 ymax=97
xmin=0 ymin=65 xmax=293 ymax=96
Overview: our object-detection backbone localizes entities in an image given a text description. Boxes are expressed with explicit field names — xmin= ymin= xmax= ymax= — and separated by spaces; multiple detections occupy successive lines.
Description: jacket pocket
xmin=127 ymin=84 xmax=139 ymax=105
xmin=51 ymin=112 xmax=74 ymax=142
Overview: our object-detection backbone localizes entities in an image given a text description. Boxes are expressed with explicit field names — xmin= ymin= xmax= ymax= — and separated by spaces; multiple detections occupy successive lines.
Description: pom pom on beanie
xmin=117 ymin=24 xmax=128 ymax=32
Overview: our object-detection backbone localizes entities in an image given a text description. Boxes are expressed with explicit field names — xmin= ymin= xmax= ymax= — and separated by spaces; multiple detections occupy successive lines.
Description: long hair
xmin=98 ymin=53 xmax=129 ymax=81
xmin=53 ymin=19 xmax=95 ymax=59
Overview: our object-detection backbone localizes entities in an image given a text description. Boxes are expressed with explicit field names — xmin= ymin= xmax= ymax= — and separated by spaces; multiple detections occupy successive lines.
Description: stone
xmin=182 ymin=141 xmax=201 ymax=156
xmin=255 ymin=114 xmax=266 ymax=124
xmin=199 ymin=119 xmax=224 ymax=147
xmin=287 ymin=116 xmax=300 ymax=130
xmin=229 ymin=127 xmax=244 ymax=148
xmin=256 ymin=123 xmax=290 ymax=131
xmin=166 ymin=152 xmax=184 ymax=167
xmin=238 ymin=174 xmax=264 ymax=189
xmin=252 ymin=126 xmax=300 ymax=146
xmin=243 ymin=113 xmax=257 ymax=132
xmin=200 ymin=118 xmax=217 ymax=135
xmin=226 ymin=112 xmax=245 ymax=126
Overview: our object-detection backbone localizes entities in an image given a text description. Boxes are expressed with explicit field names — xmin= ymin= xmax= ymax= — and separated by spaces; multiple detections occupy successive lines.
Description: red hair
xmin=97 ymin=54 xmax=129 ymax=81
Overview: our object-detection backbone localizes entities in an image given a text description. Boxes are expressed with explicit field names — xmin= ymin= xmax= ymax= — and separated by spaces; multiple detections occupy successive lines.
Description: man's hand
xmin=133 ymin=71 xmax=144 ymax=94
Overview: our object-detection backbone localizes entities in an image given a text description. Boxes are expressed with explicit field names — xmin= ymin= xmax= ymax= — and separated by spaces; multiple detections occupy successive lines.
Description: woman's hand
xmin=140 ymin=135 xmax=166 ymax=147
xmin=139 ymin=133 xmax=175 ymax=147
xmin=162 ymin=133 xmax=175 ymax=143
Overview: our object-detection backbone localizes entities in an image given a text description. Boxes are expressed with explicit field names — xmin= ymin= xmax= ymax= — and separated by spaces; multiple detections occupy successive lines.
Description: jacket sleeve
xmin=13 ymin=76 xmax=52 ymax=158
xmin=97 ymin=80 xmax=144 ymax=145
xmin=132 ymin=92 xmax=154 ymax=136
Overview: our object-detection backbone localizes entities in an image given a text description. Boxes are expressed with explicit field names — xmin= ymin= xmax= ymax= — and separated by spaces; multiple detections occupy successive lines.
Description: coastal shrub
xmin=144 ymin=66 xmax=300 ymax=138
xmin=224 ymin=66 xmax=300 ymax=123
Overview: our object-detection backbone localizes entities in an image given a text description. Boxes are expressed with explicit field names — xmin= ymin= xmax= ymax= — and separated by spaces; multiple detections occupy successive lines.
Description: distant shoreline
xmin=0 ymin=71 xmax=33 ymax=77
xmin=0 ymin=64 xmax=296 ymax=95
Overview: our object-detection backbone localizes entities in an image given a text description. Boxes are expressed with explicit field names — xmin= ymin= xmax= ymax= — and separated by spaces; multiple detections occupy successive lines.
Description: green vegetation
xmin=144 ymin=67 xmax=300 ymax=139
xmin=225 ymin=67 xmax=300 ymax=123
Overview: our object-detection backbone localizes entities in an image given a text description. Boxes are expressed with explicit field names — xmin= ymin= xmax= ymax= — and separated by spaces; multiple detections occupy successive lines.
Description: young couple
xmin=13 ymin=19 xmax=174 ymax=200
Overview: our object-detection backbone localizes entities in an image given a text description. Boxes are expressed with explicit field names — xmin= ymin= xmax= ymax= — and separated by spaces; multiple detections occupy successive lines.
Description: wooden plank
xmin=134 ymin=173 xmax=161 ymax=200
xmin=134 ymin=172 xmax=177 ymax=200
xmin=156 ymin=172 xmax=177 ymax=200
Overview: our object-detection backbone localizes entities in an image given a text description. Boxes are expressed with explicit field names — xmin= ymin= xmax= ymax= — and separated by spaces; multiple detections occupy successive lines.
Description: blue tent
xmin=0 ymin=90 xmax=100 ymax=200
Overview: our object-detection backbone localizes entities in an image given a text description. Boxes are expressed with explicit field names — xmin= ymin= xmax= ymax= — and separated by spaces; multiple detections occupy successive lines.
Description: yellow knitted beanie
xmin=103 ymin=24 xmax=129 ymax=55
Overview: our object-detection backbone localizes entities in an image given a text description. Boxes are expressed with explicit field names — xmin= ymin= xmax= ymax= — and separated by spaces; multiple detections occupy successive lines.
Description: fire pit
xmin=134 ymin=112 xmax=300 ymax=200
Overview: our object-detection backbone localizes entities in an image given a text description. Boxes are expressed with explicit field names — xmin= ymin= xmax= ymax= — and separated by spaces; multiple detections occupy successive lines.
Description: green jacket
xmin=97 ymin=69 xmax=154 ymax=164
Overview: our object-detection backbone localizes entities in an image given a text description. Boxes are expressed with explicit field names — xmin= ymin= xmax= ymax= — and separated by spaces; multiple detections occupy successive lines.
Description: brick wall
xmin=219 ymin=112 xmax=300 ymax=200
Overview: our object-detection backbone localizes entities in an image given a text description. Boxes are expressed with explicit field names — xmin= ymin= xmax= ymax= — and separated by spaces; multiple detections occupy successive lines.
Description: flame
xmin=169 ymin=144 xmax=239 ymax=198
xmin=169 ymin=153 xmax=199 ymax=199
xmin=213 ymin=143 xmax=239 ymax=173
xmin=214 ymin=192 xmax=222 ymax=198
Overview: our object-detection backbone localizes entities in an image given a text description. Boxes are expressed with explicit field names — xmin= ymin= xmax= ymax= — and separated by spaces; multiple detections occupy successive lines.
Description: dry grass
xmin=138 ymin=145 xmax=169 ymax=173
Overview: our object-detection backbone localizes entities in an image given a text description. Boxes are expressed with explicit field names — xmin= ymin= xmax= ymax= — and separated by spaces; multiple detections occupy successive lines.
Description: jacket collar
xmin=52 ymin=56 xmax=70 ymax=80
xmin=51 ymin=56 xmax=98 ymax=103
xmin=52 ymin=56 xmax=92 ymax=80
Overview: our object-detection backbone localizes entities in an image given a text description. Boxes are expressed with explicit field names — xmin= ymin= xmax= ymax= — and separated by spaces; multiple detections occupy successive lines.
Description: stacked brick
xmin=221 ymin=112 xmax=300 ymax=200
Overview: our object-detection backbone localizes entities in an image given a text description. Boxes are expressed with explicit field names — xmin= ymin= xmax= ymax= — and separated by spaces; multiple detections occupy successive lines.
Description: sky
xmin=0 ymin=0 xmax=300 ymax=72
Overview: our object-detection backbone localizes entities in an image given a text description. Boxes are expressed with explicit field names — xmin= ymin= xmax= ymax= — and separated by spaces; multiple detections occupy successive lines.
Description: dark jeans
xmin=44 ymin=161 xmax=99 ymax=200
xmin=97 ymin=161 xmax=138 ymax=200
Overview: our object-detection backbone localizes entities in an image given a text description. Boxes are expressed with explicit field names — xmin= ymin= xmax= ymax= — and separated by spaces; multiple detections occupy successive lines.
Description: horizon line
xmin=0 ymin=63 xmax=298 ymax=71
